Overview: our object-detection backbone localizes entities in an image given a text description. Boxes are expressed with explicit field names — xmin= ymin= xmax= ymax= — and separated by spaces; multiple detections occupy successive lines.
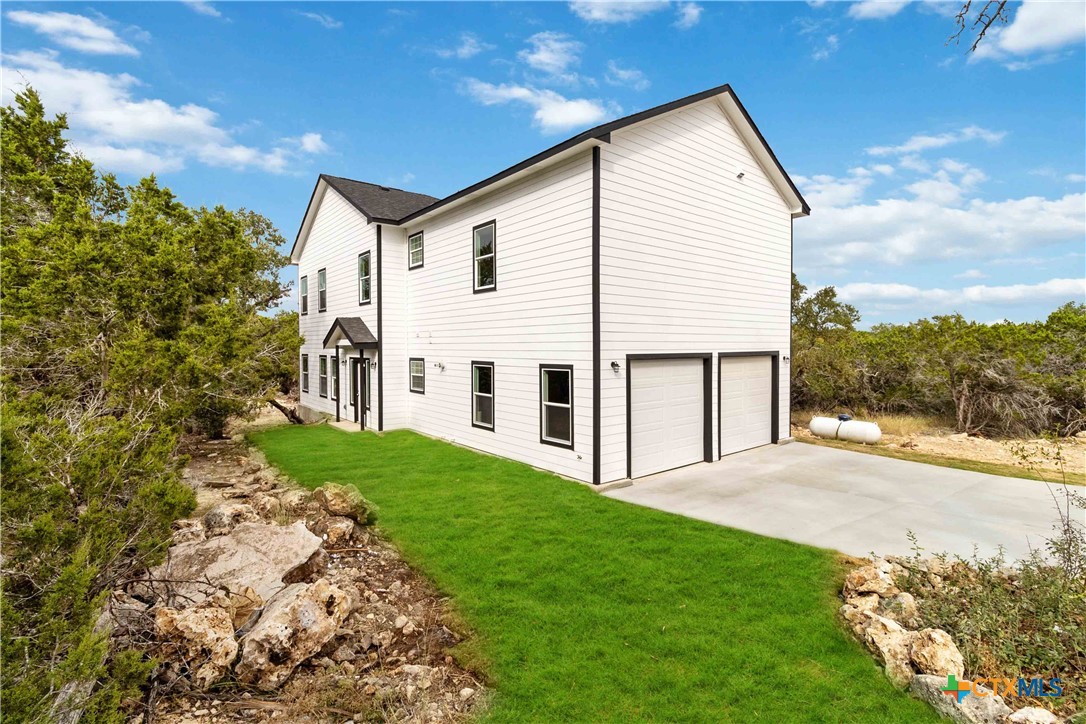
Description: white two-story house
xmin=291 ymin=83 xmax=809 ymax=486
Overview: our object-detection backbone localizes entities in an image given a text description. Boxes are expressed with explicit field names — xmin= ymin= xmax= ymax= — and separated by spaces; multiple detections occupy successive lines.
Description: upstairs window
xmin=408 ymin=232 xmax=424 ymax=269
xmin=300 ymin=276 xmax=309 ymax=315
xmin=472 ymin=362 xmax=494 ymax=430
xmin=358 ymin=252 xmax=371 ymax=305
xmin=301 ymin=354 xmax=309 ymax=393
xmin=540 ymin=365 xmax=573 ymax=448
xmin=317 ymin=268 xmax=327 ymax=312
xmin=473 ymin=221 xmax=496 ymax=292
xmin=319 ymin=355 xmax=328 ymax=397
xmin=409 ymin=358 xmax=425 ymax=394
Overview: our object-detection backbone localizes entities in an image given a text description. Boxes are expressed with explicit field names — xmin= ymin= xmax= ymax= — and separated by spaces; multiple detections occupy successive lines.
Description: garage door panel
xmin=630 ymin=358 xmax=705 ymax=478
xmin=720 ymin=356 xmax=773 ymax=457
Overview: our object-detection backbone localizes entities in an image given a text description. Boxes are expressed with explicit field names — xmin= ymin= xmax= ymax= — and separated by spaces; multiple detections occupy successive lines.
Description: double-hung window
xmin=472 ymin=221 xmax=496 ymax=292
xmin=540 ymin=365 xmax=573 ymax=448
xmin=300 ymin=276 xmax=308 ymax=315
xmin=301 ymin=354 xmax=309 ymax=393
xmin=408 ymin=232 xmax=424 ymax=269
xmin=409 ymin=358 xmax=425 ymax=394
xmin=472 ymin=362 xmax=494 ymax=430
xmin=319 ymin=356 xmax=328 ymax=397
xmin=331 ymin=355 xmax=339 ymax=401
xmin=317 ymin=268 xmax=327 ymax=312
xmin=357 ymin=252 xmax=371 ymax=305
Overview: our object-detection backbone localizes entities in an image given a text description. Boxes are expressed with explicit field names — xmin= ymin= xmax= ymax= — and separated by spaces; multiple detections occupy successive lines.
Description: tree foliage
xmin=1 ymin=88 xmax=299 ymax=720
xmin=791 ymin=274 xmax=1086 ymax=437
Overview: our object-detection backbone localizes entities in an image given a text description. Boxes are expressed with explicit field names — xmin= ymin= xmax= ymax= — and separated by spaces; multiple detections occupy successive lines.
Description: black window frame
xmin=301 ymin=353 xmax=309 ymax=393
xmin=318 ymin=355 xmax=328 ymax=398
xmin=357 ymin=252 xmax=372 ymax=305
xmin=471 ymin=361 xmax=495 ymax=431
xmin=408 ymin=231 xmax=424 ymax=270
xmin=409 ymin=357 xmax=425 ymax=394
xmin=317 ymin=268 xmax=327 ymax=312
xmin=330 ymin=353 xmax=339 ymax=401
xmin=539 ymin=364 xmax=574 ymax=449
xmin=472 ymin=220 xmax=497 ymax=294
xmin=300 ymin=275 xmax=308 ymax=315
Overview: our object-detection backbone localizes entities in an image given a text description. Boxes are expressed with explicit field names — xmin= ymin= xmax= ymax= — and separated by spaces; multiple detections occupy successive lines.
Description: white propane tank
xmin=838 ymin=420 xmax=882 ymax=445
xmin=809 ymin=416 xmax=843 ymax=440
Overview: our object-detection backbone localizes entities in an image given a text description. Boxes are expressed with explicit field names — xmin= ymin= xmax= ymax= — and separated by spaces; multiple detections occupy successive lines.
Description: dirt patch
xmin=792 ymin=424 xmax=1084 ymax=477
xmin=121 ymin=418 xmax=485 ymax=723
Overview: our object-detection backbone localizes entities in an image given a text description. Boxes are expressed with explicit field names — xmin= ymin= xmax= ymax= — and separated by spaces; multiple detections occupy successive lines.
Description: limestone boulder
xmin=150 ymin=521 xmax=322 ymax=606
xmin=910 ymin=674 xmax=1012 ymax=724
xmin=235 ymin=578 xmax=351 ymax=690
xmin=203 ymin=503 xmax=260 ymax=536
xmin=861 ymin=614 xmax=916 ymax=688
xmin=313 ymin=483 xmax=376 ymax=525
xmin=910 ymin=628 xmax=964 ymax=678
xmin=313 ymin=516 xmax=357 ymax=547
xmin=1006 ymin=707 xmax=1061 ymax=723
xmin=843 ymin=565 xmax=899 ymax=598
xmin=155 ymin=604 xmax=238 ymax=689
xmin=250 ymin=493 xmax=281 ymax=519
xmin=878 ymin=591 xmax=921 ymax=629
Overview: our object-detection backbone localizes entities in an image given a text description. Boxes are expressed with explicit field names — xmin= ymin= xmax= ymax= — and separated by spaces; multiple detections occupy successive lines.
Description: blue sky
xmin=2 ymin=0 xmax=1084 ymax=326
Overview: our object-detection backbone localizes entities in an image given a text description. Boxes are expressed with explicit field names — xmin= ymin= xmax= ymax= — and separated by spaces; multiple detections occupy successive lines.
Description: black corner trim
xmin=591 ymin=146 xmax=601 ymax=485
xmin=376 ymin=225 xmax=384 ymax=431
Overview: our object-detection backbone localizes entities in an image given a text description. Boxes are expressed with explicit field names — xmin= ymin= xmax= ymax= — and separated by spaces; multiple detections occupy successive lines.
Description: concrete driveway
xmin=603 ymin=442 xmax=1079 ymax=561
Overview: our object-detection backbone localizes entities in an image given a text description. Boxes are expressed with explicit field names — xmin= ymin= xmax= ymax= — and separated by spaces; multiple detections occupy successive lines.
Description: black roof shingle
xmin=320 ymin=175 xmax=438 ymax=224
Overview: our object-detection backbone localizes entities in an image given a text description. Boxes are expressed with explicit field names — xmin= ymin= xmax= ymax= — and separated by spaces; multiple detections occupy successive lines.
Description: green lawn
xmin=252 ymin=425 xmax=938 ymax=723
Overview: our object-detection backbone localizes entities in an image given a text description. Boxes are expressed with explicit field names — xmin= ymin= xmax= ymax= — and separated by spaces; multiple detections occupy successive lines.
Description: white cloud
xmin=794 ymin=171 xmax=874 ymax=209
xmin=569 ymin=1 xmax=669 ymax=24
xmin=871 ymin=164 xmax=895 ymax=175
xmin=1067 ymin=173 xmax=1086 ymax=183
xmin=436 ymin=32 xmax=494 ymax=60
xmin=836 ymin=278 xmax=1085 ymax=306
xmin=954 ymin=268 xmax=988 ymax=280
xmin=674 ymin=3 xmax=703 ymax=29
xmin=604 ymin=60 xmax=650 ymax=90
xmin=182 ymin=1 xmax=222 ymax=18
xmin=1 ymin=50 xmax=326 ymax=175
xmin=970 ymin=0 xmax=1086 ymax=69
xmin=5 ymin=10 xmax=140 ymax=56
xmin=866 ymin=125 xmax=1006 ymax=156
xmin=812 ymin=34 xmax=840 ymax=60
xmin=518 ymin=32 xmax=583 ymax=83
xmin=297 ymin=11 xmax=342 ymax=29
xmin=847 ymin=0 xmax=910 ymax=20
xmin=461 ymin=78 xmax=617 ymax=133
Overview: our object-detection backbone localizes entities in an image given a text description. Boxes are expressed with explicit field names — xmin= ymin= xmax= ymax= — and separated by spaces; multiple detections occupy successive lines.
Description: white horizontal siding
xmin=599 ymin=99 xmax=793 ymax=483
xmin=402 ymin=154 xmax=594 ymax=482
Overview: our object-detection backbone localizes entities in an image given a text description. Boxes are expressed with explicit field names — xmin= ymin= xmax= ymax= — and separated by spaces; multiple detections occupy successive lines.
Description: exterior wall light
xmin=611 ymin=361 xmax=620 ymax=373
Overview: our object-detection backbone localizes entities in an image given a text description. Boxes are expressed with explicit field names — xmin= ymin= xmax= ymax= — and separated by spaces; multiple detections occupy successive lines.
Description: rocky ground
xmin=110 ymin=428 xmax=484 ymax=723
xmin=792 ymin=425 xmax=1085 ymax=477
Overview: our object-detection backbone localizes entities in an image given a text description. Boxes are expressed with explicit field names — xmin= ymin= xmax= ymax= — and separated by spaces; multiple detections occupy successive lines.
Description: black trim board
xmin=624 ymin=354 xmax=713 ymax=480
xmin=591 ymin=146 xmax=601 ymax=486
xmin=376 ymin=225 xmax=384 ymax=431
xmin=470 ymin=360 xmax=495 ymax=432
xmin=717 ymin=351 xmax=780 ymax=459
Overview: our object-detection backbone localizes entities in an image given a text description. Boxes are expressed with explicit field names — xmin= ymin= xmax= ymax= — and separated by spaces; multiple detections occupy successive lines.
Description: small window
xmin=319 ymin=355 xmax=328 ymax=397
xmin=301 ymin=354 xmax=309 ymax=393
xmin=540 ymin=365 xmax=573 ymax=448
xmin=408 ymin=232 xmax=424 ymax=269
xmin=317 ymin=268 xmax=327 ymax=312
xmin=358 ymin=252 xmax=371 ymax=305
xmin=409 ymin=358 xmax=425 ymax=394
xmin=331 ymin=355 xmax=339 ymax=401
xmin=472 ymin=362 xmax=494 ymax=430
xmin=300 ymin=276 xmax=308 ymax=315
xmin=473 ymin=221 xmax=496 ymax=293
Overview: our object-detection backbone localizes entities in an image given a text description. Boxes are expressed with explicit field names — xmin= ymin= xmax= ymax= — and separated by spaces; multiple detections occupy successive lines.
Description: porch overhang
xmin=323 ymin=317 xmax=378 ymax=349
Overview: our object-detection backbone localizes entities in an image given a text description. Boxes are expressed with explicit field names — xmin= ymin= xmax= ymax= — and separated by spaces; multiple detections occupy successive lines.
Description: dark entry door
xmin=349 ymin=358 xmax=361 ymax=425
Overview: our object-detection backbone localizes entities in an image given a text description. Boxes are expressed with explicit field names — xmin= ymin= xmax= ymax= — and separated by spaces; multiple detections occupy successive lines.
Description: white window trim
xmin=471 ymin=361 xmax=494 ymax=431
xmin=409 ymin=358 xmax=425 ymax=394
xmin=408 ymin=232 xmax=424 ymax=270
xmin=540 ymin=365 xmax=573 ymax=448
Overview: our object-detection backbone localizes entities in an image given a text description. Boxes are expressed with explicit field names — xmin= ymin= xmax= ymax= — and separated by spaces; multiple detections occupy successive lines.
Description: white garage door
xmin=630 ymin=358 xmax=704 ymax=478
xmin=719 ymin=356 xmax=773 ymax=457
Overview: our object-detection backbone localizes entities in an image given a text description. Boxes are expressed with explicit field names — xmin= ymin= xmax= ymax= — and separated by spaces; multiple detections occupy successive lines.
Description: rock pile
xmin=109 ymin=436 xmax=482 ymax=723
xmin=840 ymin=558 xmax=1063 ymax=724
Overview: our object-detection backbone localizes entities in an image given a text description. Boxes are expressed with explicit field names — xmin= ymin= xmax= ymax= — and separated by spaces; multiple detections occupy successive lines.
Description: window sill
xmin=540 ymin=437 xmax=574 ymax=450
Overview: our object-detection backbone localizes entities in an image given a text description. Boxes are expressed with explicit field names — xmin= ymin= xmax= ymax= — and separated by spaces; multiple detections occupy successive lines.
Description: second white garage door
xmin=630 ymin=358 xmax=704 ymax=478
xmin=719 ymin=355 xmax=773 ymax=456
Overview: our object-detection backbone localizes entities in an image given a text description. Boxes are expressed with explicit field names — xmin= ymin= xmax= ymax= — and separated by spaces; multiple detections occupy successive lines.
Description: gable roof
xmin=323 ymin=317 xmax=378 ymax=349
xmin=291 ymin=83 xmax=808 ymax=263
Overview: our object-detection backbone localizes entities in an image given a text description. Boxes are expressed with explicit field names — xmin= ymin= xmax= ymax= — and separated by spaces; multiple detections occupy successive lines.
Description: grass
xmin=797 ymin=436 xmax=1086 ymax=487
xmin=792 ymin=410 xmax=949 ymax=437
xmin=252 ymin=425 xmax=940 ymax=723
